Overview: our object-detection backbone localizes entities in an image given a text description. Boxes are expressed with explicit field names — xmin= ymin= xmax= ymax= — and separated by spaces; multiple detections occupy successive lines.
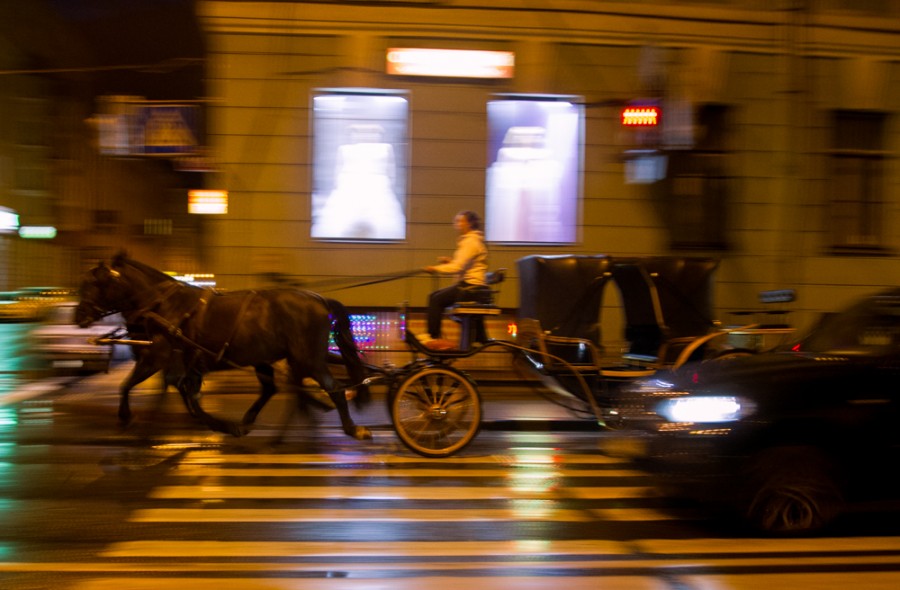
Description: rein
xmin=287 ymin=269 xmax=425 ymax=293
xmin=142 ymin=290 xmax=258 ymax=366
xmin=101 ymin=265 xmax=249 ymax=366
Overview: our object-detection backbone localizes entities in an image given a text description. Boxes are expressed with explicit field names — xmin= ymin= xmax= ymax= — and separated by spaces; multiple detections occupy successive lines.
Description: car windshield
xmin=789 ymin=294 xmax=900 ymax=353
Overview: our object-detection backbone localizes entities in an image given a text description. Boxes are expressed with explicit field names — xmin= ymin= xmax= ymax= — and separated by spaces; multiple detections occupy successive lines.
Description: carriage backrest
xmin=611 ymin=256 xmax=719 ymax=360
xmin=517 ymin=255 xmax=611 ymax=345
xmin=639 ymin=256 xmax=719 ymax=338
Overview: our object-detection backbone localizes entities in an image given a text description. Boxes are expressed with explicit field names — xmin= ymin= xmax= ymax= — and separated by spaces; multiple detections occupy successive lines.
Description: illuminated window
xmin=828 ymin=110 xmax=886 ymax=254
xmin=310 ymin=90 xmax=409 ymax=241
xmin=485 ymin=96 xmax=583 ymax=244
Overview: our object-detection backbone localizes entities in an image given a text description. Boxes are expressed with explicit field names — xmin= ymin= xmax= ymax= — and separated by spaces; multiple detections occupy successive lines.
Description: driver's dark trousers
xmin=427 ymin=282 xmax=487 ymax=342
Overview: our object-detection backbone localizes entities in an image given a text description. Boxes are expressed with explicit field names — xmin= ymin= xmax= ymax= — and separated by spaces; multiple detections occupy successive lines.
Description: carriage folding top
xmin=517 ymin=255 xmax=721 ymax=403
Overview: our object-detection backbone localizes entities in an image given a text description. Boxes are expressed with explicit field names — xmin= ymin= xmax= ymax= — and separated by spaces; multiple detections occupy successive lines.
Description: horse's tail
xmin=325 ymin=297 xmax=371 ymax=407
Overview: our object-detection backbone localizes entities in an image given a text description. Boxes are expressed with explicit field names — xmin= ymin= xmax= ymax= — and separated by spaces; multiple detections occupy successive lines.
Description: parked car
xmin=602 ymin=288 xmax=900 ymax=535
xmin=30 ymin=301 xmax=130 ymax=373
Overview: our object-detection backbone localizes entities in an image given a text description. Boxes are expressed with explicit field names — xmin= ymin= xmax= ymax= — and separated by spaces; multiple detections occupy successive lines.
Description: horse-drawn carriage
xmin=383 ymin=254 xmax=746 ymax=457
xmin=77 ymin=253 xmax=793 ymax=458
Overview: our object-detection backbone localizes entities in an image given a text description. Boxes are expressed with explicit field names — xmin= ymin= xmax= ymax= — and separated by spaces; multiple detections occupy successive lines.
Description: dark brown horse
xmin=75 ymin=253 xmax=371 ymax=440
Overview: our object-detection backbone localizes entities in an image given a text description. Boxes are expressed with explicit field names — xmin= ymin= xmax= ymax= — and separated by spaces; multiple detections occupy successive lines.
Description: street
xmin=1 ymin=362 xmax=900 ymax=589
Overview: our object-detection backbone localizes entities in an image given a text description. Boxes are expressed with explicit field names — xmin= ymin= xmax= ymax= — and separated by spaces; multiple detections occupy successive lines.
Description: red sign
xmin=622 ymin=106 xmax=660 ymax=127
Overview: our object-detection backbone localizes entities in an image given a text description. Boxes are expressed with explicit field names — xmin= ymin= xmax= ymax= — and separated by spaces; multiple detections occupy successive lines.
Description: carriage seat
xmin=447 ymin=268 xmax=506 ymax=350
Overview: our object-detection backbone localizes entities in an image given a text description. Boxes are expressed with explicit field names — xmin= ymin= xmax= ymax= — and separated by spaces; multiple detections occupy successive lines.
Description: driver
xmin=420 ymin=210 xmax=488 ymax=343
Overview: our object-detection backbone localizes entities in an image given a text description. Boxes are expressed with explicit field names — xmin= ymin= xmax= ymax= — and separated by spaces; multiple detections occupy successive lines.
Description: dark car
xmin=602 ymin=288 xmax=900 ymax=535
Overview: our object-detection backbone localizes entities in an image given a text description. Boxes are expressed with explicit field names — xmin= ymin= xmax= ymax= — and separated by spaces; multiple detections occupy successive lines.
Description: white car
xmin=30 ymin=302 xmax=130 ymax=372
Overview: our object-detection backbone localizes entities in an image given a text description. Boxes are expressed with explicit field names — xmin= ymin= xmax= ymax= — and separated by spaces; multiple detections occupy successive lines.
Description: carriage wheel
xmin=391 ymin=366 xmax=482 ymax=458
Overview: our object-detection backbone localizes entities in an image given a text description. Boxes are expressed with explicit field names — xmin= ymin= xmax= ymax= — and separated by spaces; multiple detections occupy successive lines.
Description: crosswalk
xmin=5 ymin=430 xmax=900 ymax=589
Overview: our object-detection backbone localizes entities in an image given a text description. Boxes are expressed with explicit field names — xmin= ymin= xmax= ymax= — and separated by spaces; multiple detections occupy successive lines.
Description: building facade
xmin=196 ymin=0 xmax=900 ymax=336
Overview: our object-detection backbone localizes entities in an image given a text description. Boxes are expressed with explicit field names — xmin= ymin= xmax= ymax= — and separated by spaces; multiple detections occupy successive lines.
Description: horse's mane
xmin=111 ymin=252 xmax=178 ymax=284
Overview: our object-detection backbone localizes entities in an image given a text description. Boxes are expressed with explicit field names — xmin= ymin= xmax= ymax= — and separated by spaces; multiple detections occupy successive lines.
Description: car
xmin=30 ymin=301 xmax=130 ymax=373
xmin=602 ymin=288 xmax=900 ymax=535
xmin=0 ymin=286 xmax=76 ymax=323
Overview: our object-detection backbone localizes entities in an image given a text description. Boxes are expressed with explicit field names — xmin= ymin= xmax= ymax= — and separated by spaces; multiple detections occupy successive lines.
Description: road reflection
xmin=0 ymin=324 xmax=31 ymax=393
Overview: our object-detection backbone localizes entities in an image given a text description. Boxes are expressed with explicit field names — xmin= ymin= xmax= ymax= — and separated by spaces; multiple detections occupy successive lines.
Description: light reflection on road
xmin=0 ymin=323 xmax=40 ymax=396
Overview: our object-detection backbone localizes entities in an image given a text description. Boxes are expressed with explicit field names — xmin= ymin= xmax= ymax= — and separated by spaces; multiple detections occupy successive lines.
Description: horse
xmin=118 ymin=321 xmax=281 ymax=428
xmin=75 ymin=253 xmax=372 ymax=440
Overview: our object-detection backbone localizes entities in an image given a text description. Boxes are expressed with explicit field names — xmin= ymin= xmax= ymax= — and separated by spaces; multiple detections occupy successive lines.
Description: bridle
xmin=93 ymin=265 xmax=183 ymax=319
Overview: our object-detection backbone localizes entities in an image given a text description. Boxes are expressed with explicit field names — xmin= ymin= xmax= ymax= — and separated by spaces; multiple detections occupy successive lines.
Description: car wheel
xmin=743 ymin=446 xmax=843 ymax=535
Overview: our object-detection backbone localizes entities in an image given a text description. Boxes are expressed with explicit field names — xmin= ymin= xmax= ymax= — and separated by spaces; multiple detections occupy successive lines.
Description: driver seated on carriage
xmin=419 ymin=210 xmax=490 ymax=348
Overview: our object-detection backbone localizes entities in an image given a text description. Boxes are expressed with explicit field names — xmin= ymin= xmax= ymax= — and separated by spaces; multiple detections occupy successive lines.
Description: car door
xmin=848 ymin=299 xmax=900 ymax=500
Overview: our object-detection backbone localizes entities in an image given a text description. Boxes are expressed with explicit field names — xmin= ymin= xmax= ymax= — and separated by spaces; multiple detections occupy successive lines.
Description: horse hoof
xmin=353 ymin=426 xmax=372 ymax=440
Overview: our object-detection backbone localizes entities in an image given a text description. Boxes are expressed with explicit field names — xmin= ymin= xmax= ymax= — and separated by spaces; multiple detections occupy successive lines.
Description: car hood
xmin=648 ymin=350 xmax=881 ymax=395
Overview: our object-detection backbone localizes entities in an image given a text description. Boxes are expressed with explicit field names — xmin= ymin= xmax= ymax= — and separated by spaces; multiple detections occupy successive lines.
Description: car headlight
xmin=656 ymin=396 xmax=753 ymax=423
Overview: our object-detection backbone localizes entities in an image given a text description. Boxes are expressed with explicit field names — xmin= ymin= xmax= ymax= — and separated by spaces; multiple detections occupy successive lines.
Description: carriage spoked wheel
xmin=391 ymin=366 xmax=482 ymax=458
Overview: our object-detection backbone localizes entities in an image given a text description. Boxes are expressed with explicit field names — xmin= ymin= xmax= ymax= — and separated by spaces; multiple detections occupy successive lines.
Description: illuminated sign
xmin=188 ymin=189 xmax=228 ymax=214
xmin=0 ymin=207 xmax=19 ymax=235
xmin=387 ymin=48 xmax=514 ymax=79
xmin=18 ymin=226 xmax=57 ymax=239
xmin=622 ymin=106 xmax=660 ymax=127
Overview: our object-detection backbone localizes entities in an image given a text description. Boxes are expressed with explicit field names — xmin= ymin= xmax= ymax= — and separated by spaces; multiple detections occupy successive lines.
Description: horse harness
xmin=135 ymin=283 xmax=259 ymax=367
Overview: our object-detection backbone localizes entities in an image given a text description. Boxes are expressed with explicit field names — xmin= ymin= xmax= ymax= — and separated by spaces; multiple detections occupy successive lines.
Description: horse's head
xmin=75 ymin=262 xmax=129 ymax=327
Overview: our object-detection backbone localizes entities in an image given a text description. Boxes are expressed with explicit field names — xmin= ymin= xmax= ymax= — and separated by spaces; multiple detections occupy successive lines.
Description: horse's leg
xmin=118 ymin=353 xmax=163 ymax=426
xmin=174 ymin=372 xmax=244 ymax=437
xmin=299 ymin=361 xmax=371 ymax=441
xmin=241 ymin=364 xmax=277 ymax=427
xmin=174 ymin=369 xmax=204 ymax=419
